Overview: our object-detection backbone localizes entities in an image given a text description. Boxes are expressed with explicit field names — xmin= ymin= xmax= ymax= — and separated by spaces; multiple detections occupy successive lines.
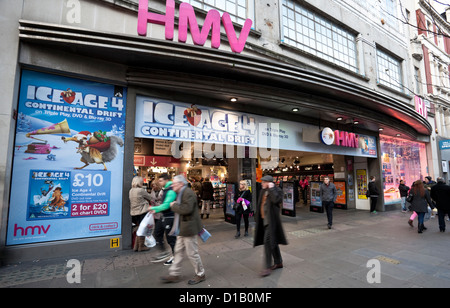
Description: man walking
xmin=320 ymin=176 xmax=337 ymax=229
xmin=430 ymin=177 xmax=450 ymax=232
xmin=150 ymin=173 xmax=177 ymax=265
xmin=254 ymin=175 xmax=288 ymax=277
xmin=160 ymin=175 xmax=206 ymax=285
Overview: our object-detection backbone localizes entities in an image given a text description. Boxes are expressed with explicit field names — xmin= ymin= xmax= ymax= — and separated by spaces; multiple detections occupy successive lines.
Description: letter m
xmin=178 ymin=2 xmax=221 ymax=49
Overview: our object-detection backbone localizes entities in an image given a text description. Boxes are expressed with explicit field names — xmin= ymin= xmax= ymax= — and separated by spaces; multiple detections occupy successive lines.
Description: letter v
xmin=222 ymin=13 xmax=252 ymax=53
xmin=41 ymin=225 xmax=51 ymax=234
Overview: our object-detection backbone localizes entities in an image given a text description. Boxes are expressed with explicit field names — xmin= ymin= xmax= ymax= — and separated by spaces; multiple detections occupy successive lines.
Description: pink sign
xmin=137 ymin=0 xmax=253 ymax=53
xmin=415 ymin=96 xmax=428 ymax=118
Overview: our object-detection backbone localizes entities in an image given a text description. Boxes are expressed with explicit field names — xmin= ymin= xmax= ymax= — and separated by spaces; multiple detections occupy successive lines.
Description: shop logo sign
xmin=321 ymin=127 xmax=359 ymax=148
xmin=137 ymin=0 xmax=253 ymax=53
xmin=415 ymin=96 xmax=427 ymax=119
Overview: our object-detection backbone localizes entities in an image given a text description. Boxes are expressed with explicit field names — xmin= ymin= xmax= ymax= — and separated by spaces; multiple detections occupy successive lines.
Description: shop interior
xmin=134 ymin=138 xmax=360 ymax=218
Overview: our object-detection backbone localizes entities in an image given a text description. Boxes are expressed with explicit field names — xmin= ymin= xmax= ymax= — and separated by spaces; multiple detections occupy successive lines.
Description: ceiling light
xmin=353 ymin=120 xmax=359 ymax=125
xmin=396 ymin=133 xmax=401 ymax=137
xmin=336 ymin=117 xmax=343 ymax=121
xmin=379 ymin=128 xmax=384 ymax=131
xmin=230 ymin=97 xmax=238 ymax=102
xmin=292 ymin=108 xmax=299 ymax=112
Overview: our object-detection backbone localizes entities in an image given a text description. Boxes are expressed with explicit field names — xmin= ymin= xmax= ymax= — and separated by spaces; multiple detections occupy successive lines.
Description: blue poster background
xmin=7 ymin=70 xmax=126 ymax=246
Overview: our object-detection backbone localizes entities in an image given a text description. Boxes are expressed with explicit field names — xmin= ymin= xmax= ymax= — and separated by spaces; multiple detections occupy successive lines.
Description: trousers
xmin=263 ymin=225 xmax=282 ymax=269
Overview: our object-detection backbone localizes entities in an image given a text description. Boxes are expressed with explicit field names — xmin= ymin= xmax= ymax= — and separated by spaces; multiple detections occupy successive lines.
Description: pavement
xmin=2 ymin=205 xmax=450 ymax=289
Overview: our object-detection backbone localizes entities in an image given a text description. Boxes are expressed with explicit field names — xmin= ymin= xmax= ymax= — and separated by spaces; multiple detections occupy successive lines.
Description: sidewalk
xmin=2 ymin=206 xmax=450 ymax=288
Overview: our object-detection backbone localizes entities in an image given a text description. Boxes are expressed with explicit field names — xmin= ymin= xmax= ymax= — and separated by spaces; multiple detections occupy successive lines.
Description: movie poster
xmin=6 ymin=70 xmax=126 ymax=246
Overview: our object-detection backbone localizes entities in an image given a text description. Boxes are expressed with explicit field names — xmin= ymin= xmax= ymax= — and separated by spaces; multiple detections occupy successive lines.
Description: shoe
xmin=327 ymin=224 xmax=332 ymax=229
xmin=188 ymin=274 xmax=206 ymax=285
xmin=422 ymin=225 xmax=427 ymax=230
xmin=160 ymin=275 xmax=181 ymax=283
xmin=152 ymin=251 xmax=171 ymax=263
xmin=271 ymin=263 xmax=283 ymax=270
xmin=201 ymin=214 xmax=204 ymax=219
xmin=260 ymin=269 xmax=271 ymax=277
xmin=235 ymin=232 xmax=240 ymax=239
xmin=164 ymin=256 xmax=174 ymax=266
xmin=137 ymin=236 xmax=150 ymax=252
xmin=440 ymin=228 xmax=445 ymax=232
xmin=206 ymin=214 xmax=209 ymax=219
xmin=244 ymin=231 xmax=249 ymax=237
xmin=408 ymin=219 xmax=414 ymax=227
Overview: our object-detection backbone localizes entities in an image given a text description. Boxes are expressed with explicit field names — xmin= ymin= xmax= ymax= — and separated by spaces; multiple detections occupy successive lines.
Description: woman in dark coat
xmin=234 ymin=180 xmax=252 ymax=238
xmin=201 ymin=178 xmax=214 ymax=219
xmin=254 ymin=175 xmax=288 ymax=277
xmin=408 ymin=180 xmax=435 ymax=233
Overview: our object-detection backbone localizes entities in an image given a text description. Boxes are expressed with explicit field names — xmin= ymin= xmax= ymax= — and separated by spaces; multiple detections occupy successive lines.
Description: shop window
xmin=376 ymin=48 xmax=404 ymax=93
xmin=380 ymin=135 xmax=428 ymax=205
xmin=185 ymin=0 xmax=254 ymax=25
xmin=280 ymin=0 xmax=358 ymax=73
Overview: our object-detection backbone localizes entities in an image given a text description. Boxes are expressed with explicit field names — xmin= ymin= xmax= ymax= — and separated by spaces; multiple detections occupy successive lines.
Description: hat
xmin=261 ymin=175 xmax=274 ymax=182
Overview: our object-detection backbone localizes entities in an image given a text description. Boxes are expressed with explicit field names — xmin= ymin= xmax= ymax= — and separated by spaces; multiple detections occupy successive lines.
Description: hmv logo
xmin=137 ymin=0 xmax=253 ymax=53
xmin=13 ymin=224 xmax=50 ymax=236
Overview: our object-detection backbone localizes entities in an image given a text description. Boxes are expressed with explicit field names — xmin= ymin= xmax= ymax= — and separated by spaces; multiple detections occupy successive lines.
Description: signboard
xmin=282 ymin=182 xmax=296 ymax=217
xmin=439 ymin=139 xmax=450 ymax=150
xmin=334 ymin=181 xmax=347 ymax=209
xmin=356 ymin=169 xmax=368 ymax=200
xmin=225 ymin=183 xmax=236 ymax=224
xmin=7 ymin=70 xmax=126 ymax=246
xmin=135 ymin=96 xmax=377 ymax=158
xmin=310 ymin=182 xmax=323 ymax=213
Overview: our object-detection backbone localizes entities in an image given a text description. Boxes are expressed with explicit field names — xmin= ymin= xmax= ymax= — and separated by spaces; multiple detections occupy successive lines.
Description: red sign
xmin=133 ymin=155 xmax=181 ymax=167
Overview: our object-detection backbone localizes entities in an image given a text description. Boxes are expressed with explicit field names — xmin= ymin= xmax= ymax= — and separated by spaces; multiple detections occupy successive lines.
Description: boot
xmin=408 ymin=219 xmax=414 ymax=227
xmin=235 ymin=231 xmax=240 ymax=239
xmin=422 ymin=224 xmax=427 ymax=230
xmin=138 ymin=236 xmax=150 ymax=252
xmin=201 ymin=214 xmax=204 ymax=219
xmin=206 ymin=214 xmax=209 ymax=219
xmin=133 ymin=235 xmax=139 ymax=252
xmin=418 ymin=224 xmax=424 ymax=234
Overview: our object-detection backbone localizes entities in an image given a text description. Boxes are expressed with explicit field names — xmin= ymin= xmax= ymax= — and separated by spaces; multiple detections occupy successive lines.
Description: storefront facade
xmin=0 ymin=0 xmax=432 ymax=262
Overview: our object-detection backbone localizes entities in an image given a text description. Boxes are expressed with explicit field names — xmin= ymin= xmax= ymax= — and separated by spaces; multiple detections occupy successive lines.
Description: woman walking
xmin=234 ymin=180 xmax=252 ymax=238
xmin=407 ymin=180 xmax=435 ymax=234
xmin=129 ymin=176 xmax=153 ymax=252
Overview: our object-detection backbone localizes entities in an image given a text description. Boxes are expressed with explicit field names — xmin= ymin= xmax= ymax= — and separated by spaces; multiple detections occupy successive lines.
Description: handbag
xmin=406 ymin=193 xmax=413 ymax=203
xmin=198 ymin=227 xmax=211 ymax=242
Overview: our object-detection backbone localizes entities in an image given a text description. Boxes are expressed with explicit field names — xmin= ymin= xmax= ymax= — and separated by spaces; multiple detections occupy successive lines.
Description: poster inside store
xmin=6 ymin=70 xmax=126 ymax=246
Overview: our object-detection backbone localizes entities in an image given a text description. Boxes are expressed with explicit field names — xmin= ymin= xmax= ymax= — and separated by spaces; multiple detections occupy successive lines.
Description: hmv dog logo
xmin=13 ymin=224 xmax=51 ymax=237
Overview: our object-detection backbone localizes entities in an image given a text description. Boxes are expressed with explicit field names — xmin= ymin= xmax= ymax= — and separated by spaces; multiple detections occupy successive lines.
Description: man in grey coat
xmin=160 ymin=175 xmax=205 ymax=285
xmin=320 ymin=176 xmax=337 ymax=229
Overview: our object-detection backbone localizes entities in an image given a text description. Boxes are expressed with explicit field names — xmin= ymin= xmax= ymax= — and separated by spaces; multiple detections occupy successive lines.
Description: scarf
xmin=168 ymin=185 xmax=187 ymax=236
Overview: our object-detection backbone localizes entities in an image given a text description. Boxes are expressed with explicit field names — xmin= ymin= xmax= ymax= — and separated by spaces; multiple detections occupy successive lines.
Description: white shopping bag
xmin=144 ymin=235 xmax=156 ymax=248
xmin=136 ymin=212 xmax=154 ymax=237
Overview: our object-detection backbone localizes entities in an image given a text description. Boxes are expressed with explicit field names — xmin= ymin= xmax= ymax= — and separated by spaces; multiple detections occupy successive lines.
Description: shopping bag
xmin=136 ymin=212 xmax=154 ymax=237
xmin=144 ymin=235 xmax=156 ymax=248
xmin=198 ymin=228 xmax=211 ymax=242
xmin=424 ymin=206 xmax=432 ymax=222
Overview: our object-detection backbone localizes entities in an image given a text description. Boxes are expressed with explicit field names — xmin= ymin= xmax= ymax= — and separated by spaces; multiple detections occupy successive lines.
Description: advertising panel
xmin=7 ymin=70 xmax=126 ymax=245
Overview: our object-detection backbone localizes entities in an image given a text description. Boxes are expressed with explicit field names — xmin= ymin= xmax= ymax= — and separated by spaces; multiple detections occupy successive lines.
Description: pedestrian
xmin=299 ymin=177 xmax=309 ymax=205
xmin=129 ymin=176 xmax=153 ymax=252
xmin=424 ymin=176 xmax=437 ymax=218
xmin=407 ymin=181 xmax=417 ymax=227
xmin=320 ymin=176 xmax=337 ymax=229
xmin=430 ymin=177 xmax=450 ymax=232
xmin=367 ymin=176 xmax=380 ymax=213
xmin=407 ymin=180 xmax=435 ymax=234
xmin=254 ymin=175 xmax=288 ymax=277
xmin=149 ymin=173 xmax=177 ymax=265
xmin=234 ymin=180 xmax=252 ymax=238
xmin=201 ymin=177 xmax=214 ymax=219
xmin=398 ymin=180 xmax=410 ymax=212
xmin=160 ymin=175 xmax=206 ymax=285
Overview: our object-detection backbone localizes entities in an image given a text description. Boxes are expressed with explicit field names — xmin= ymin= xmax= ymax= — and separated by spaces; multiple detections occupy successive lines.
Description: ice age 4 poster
xmin=7 ymin=70 xmax=126 ymax=246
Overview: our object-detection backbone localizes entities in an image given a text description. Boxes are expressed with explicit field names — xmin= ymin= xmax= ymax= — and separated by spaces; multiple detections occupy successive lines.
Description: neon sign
xmin=321 ymin=127 xmax=359 ymax=148
xmin=137 ymin=0 xmax=253 ymax=53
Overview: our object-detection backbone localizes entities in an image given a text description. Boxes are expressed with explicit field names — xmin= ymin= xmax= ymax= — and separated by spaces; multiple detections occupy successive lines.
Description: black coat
xmin=201 ymin=181 xmax=214 ymax=201
xmin=234 ymin=189 xmax=252 ymax=214
xmin=430 ymin=182 xmax=450 ymax=211
xmin=254 ymin=186 xmax=288 ymax=247
xmin=398 ymin=184 xmax=410 ymax=197
xmin=409 ymin=189 xmax=435 ymax=213
xmin=368 ymin=181 xmax=380 ymax=197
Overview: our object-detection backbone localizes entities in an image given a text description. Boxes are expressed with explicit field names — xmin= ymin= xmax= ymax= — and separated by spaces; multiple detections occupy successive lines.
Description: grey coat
xmin=171 ymin=188 xmax=203 ymax=237
xmin=320 ymin=182 xmax=337 ymax=202
xmin=409 ymin=190 xmax=435 ymax=213
xmin=129 ymin=187 xmax=152 ymax=216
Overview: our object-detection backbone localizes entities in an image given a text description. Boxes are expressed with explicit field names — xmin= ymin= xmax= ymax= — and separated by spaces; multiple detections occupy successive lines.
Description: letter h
xmin=137 ymin=0 xmax=175 ymax=40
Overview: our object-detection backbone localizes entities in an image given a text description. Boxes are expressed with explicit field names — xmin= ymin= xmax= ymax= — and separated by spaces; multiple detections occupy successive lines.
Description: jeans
xmin=154 ymin=217 xmax=176 ymax=254
xmin=201 ymin=200 xmax=211 ymax=215
xmin=417 ymin=212 xmax=425 ymax=226
xmin=322 ymin=201 xmax=334 ymax=226
xmin=236 ymin=212 xmax=249 ymax=233
xmin=401 ymin=197 xmax=407 ymax=211
xmin=438 ymin=209 xmax=450 ymax=231
xmin=264 ymin=225 xmax=282 ymax=269
xmin=370 ymin=197 xmax=378 ymax=212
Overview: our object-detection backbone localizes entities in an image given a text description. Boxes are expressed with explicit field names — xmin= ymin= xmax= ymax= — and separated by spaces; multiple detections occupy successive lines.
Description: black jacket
xmin=398 ymin=184 xmax=410 ymax=197
xmin=254 ymin=186 xmax=288 ymax=247
xmin=409 ymin=190 xmax=435 ymax=213
xmin=201 ymin=181 xmax=214 ymax=201
xmin=368 ymin=181 xmax=380 ymax=197
xmin=430 ymin=182 xmax=450 ymax=211
xmin=234 ymin=189 xmax=252 ymax=214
